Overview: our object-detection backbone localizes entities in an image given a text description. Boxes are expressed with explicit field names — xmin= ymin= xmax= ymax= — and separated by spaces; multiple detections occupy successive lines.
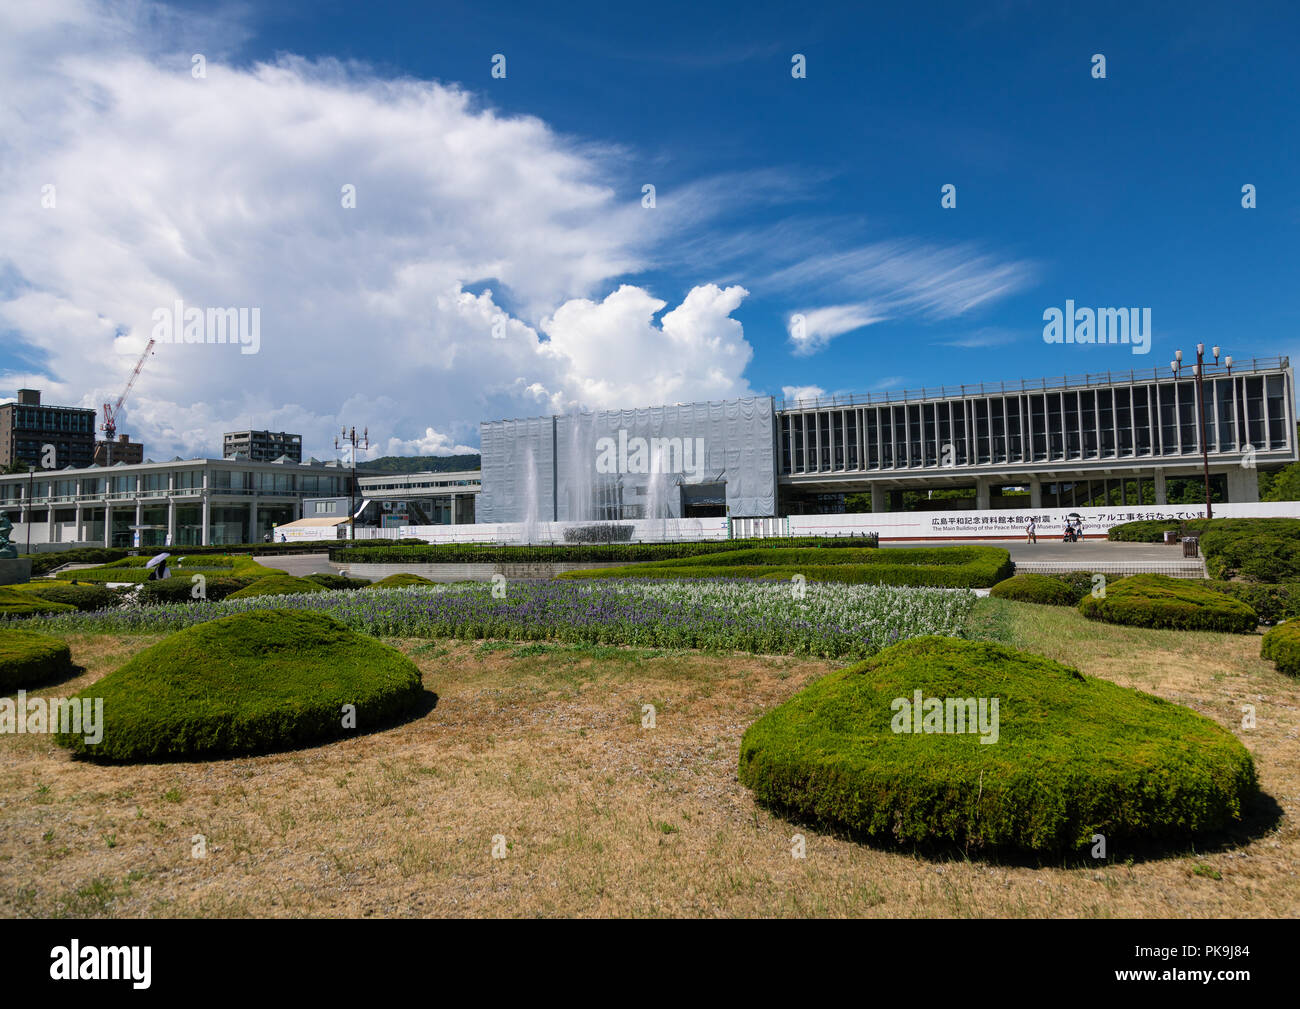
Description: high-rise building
xmin=223 ymin=430 xmax=303 ymax=463
xmin=0 ymin=389 xmax=96 ymax=470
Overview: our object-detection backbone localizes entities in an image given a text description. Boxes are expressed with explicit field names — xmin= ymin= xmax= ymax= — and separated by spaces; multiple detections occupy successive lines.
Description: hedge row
xmin=1260 ymin=623 xmax=1300 ymax=677
xmin=23 ymin=539 xmax=431 ymax=575
xmin=559 ymin=545 xmax=1013 ymax=588
xmin=0 ymin=587 xmax=76 ymax=617
xmin=1199 ymin=520 xmax=1300 ymax=582
xmin=1107 ymin=517 xmax=1300 ymax=583
xmin=1078 ymin=574 xmax=1259 ymax=633
xmin=333 ymin=535 xmax=880 ymax=566
xmin=20 ymin=583 xmax=122 ymax=612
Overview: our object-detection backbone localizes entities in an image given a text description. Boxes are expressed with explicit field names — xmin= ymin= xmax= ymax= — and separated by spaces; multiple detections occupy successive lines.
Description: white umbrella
xmin=145 ymin=552 xmax=171 ymax=569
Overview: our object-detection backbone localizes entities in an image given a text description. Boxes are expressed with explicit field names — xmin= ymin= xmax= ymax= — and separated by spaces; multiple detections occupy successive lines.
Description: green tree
xmin=1262 ymin=462 xmax=1300 ymax=502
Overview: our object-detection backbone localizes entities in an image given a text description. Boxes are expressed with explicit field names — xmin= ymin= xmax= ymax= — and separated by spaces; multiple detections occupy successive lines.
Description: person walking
xmin=1026 ymin=518 xmax=1037 ymax=544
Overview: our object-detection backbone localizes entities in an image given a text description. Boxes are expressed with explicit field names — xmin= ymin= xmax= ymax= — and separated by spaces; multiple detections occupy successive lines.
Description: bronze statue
xmin=0 ymin=512 xmax=16 ymax=559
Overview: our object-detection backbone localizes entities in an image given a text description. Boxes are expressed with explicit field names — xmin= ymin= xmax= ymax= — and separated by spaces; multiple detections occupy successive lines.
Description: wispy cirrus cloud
xmin=934 ymin=326 xmax=1027 ymax=349
xmin=787 ymin=303 xmax=885 ymax=355
xmin=765 ymin=238 xmax=1036 ymax=321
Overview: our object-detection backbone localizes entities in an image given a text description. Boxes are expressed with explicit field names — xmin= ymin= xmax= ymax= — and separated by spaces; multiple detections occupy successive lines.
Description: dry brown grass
xmin=1 ymin=602 xmax=1297 ymax=918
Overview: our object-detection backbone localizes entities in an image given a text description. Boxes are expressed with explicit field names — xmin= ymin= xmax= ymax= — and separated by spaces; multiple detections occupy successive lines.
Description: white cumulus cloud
xmin=0 ymin=1 xmax=756 ymax=460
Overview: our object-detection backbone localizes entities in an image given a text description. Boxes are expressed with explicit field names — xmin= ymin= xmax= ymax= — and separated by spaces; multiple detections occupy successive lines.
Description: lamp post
xmin=334 ymin=426 xmax=369 ymax=541
xmin=1171 ymin=344 xmax=1230 ymax=520
xmin=26 ymin=465 xmax=35 ymax=554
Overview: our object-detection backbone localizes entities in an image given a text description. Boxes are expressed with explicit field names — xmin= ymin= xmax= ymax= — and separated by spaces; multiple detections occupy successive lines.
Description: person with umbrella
xmin=146 ymin=552 xmax=171 ymax=581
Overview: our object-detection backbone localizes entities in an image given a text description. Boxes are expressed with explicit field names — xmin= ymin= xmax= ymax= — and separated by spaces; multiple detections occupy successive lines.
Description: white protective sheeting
xmin=479 ymin=397 xmax=777 ymax=522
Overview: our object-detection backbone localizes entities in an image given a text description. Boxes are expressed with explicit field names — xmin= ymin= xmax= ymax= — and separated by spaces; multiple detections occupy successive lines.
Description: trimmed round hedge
xmin=1261 ymin=622 xmax=1300 ymax=677
xmin=1 ymin=629 xmax=75 ymax=691
xmin=226 ymin=574 xmax=328 ymax=599
xmin=305 ymin=572 xmax=367 ymax=591
xmin=137 ymin=574 xmax=258 ymax=605
xmin=363 ymin=573 xmax=436 ymax=589
xmin=1078 ymin=574 xmax=1258 ymax=633
xmin=738 ymin=637 xmax=1257 ymax=852
xmin=0 ymin=587 xmax=76 ymax=618
xmin=55 ymin=609 xmax=425 ymax=761
xmin=990 ymin=572 xmax=1091 ymax=606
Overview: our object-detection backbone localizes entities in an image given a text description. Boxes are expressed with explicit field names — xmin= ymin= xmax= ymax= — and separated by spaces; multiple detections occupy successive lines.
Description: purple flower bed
xmin=14 ymin=579 xmax=974 ymax=659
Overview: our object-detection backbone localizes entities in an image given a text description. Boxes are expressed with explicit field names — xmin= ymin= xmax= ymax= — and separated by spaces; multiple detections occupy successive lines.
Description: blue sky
xmin=1 ymin=0 xmax=1296 ymax=457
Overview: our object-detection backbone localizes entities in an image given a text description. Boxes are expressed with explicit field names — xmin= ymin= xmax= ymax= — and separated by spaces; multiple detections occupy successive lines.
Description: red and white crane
xmin=101 ymin=338 xmax=155 ymax=465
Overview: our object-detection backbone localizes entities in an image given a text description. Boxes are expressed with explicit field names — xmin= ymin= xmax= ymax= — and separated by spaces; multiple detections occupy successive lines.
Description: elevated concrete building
xmin=0 ymin=456 xmax=349 ymax=548
xmin=479 ymin=357 xmax=1296 ymax=520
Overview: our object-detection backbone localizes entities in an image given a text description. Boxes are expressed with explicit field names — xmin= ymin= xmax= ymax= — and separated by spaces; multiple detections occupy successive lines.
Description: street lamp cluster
xmin=1170 ymin=344 xmax=1230 ymax=521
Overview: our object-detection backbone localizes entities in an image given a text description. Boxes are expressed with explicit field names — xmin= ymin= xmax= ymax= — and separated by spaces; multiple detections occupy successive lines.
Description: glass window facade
xmin=777 ymin=369 xmax=1296 ymax=476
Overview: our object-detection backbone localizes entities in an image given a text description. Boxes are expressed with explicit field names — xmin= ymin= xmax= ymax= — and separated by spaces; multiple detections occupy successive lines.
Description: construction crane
xmin=101 ymin=338 xmax=155 ymax=466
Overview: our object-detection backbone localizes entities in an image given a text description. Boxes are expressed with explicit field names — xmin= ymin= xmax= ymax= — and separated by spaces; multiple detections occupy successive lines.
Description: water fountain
xmin=521 ymin=445 xmax=539 ymax=544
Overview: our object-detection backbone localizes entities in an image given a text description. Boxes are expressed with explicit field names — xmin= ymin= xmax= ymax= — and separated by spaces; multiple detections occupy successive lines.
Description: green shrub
xmin=1201 ymin=524 xmax=1300 ymax=583
xmin=137 ymin=574 xmax=259 ymax=605
xmin=51 ymin=568 xmax=153 ymax=584
xmin=305 ymin=573 xmax=367 ymax=591
xmin=335 ymin=535 xmax=880 ymax=566
xmin=1203 ymin=581 xmax=1300 ymax=625
xmin=22 ymin=583 xmax=121 ymax=612
xmin=362 ymin=573 xmax=436 ymax=589
xmin=1107 ymin=520 xmax=1184 ymax=543
xmin=737 ymin=637 xmax=1258 ymax=853
xmin=175 ymin=556 xmax=235 ymax=569
xmin=1260 ymin=622 xmax=1300 ymax=677
xmin=0 ymin=629 xmax=75 ymax=691
xmin=1109 ymin=518 xmax=1300 ymax=583
xmin=1078 ymin=574 xmax=1258 ymax=633
xmin=989 ymin=573 xmax=1089 ymax=606
xmin=54 ymin=610 xmax=425 ymax=761
xmin=558 ymin=545 xmax=1013 ymax=589
xmin=0 ymin=587 xmax=77 ymax=618
xmin=226 ymin=574 xmax=329 ymax=599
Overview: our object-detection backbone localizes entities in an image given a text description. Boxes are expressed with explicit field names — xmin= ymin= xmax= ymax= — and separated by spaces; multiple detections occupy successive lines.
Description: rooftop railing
xmin=777 ymin=355 xmax=1291 ymax=412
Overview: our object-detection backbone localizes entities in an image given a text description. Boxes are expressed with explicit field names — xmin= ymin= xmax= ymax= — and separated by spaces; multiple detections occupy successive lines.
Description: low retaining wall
xmin=1014 ymin=559 xmax=1207 ymax=579
xmin=0 ymin=558 xmax=32 ymax=585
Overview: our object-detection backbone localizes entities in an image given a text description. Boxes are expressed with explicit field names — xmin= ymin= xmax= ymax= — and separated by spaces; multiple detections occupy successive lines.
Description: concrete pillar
xmin=1029 ymin=479 xmax=1042 ymax=509
xmin=201 ymin=496 xmax=210 ymax=546
xmin=104 ymin=503 xmax=112 ymax=547
xmin=1154 ymin=470 xmax=1168 ymax=505
xmin=47 ymin=506 xmax=55 ymax=544
xmin=870 ymin=485 xmax=884 ymax=513
xmin=250 ymin=497 xmax=258 ymax=543
xmin=1226 ymin=466 xmax=1259 ymax=503
xmin=134 ymin=500 xmax=142 ymax=548
xmin=975 ymin=478 xmax=991 ymax=510
xmin=75 ymin=504 xmax=83 ymax=543
xmin=450 ymin=494 xmax=460 ymax=526
xmin=167 ymin=499 xmax=176 ymax=546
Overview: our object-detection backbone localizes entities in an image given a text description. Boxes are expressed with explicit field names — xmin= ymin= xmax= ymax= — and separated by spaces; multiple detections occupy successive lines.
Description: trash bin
xmin=1163 ymin=530 xmax=1179 ymax=545
xmin=1182 ymin=536 xmax=1199 ymax=558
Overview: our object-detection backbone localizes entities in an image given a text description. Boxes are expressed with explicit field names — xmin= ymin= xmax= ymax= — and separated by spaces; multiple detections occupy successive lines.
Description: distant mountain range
xmin=357 ymin=453 xmax=481 ymax=475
